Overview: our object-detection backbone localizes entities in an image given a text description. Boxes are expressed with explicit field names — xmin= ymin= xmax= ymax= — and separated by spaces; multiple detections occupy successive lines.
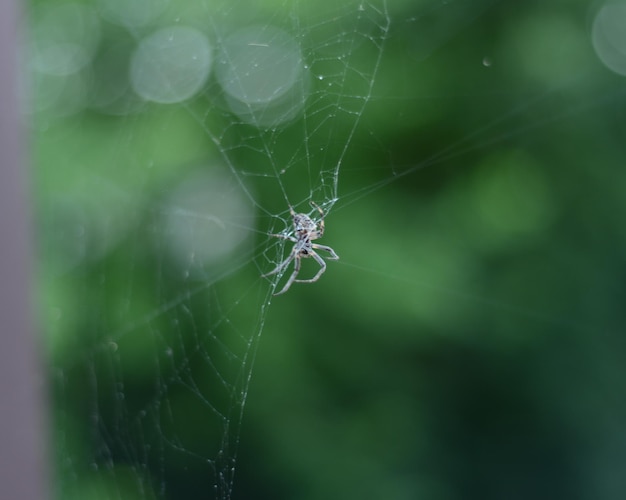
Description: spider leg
xmin=262 ymin=249 xmax=296 ymax=278
xmin=262 ymin=232 xmax=297 ymax=277
xmin=274 ymin=255 xmax=301 ymax=295
xmin=310 ymin=201 xmax=325 ymax=237
xmin=269 ymin=234 xmax=297 ymax=242
xmin=311 ymin=243 xmax=339 ymax=260
xmin=295 ymin=250 xmax=326 ymax=283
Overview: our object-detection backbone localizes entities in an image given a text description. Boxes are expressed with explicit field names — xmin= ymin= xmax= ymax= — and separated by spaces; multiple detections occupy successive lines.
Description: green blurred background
xmin=31 ymin=0 xmax=626 ymax=499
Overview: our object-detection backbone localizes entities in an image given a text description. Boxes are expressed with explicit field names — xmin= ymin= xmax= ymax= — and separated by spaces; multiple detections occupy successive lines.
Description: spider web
xmin=34 ymin=0 xmax=390 ymax=498
xmin=31 ymin=0 xmax=626 ymax=499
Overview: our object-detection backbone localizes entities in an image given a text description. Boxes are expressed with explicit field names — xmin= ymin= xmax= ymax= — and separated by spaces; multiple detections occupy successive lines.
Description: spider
xmin=263 ymin=201 xmax=339 ymax=295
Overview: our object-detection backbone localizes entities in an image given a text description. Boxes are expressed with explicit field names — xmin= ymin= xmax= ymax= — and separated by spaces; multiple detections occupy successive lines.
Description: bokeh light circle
xmin=130 ymin=26 xmax=212 ymax=104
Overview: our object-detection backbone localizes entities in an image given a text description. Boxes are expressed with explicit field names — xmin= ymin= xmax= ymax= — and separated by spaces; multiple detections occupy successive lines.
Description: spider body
xmin=263 ymin=201 xmax=339 ymax=295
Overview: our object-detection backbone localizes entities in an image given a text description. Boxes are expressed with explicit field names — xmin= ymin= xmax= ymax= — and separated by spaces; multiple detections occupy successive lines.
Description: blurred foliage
xmin=31 ymin=0 xmax=626 ymax=499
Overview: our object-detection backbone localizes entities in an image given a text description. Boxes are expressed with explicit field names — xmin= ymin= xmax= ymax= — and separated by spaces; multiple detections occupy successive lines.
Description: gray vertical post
xmin=0 ymin=0 xmax=50 ymax=498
